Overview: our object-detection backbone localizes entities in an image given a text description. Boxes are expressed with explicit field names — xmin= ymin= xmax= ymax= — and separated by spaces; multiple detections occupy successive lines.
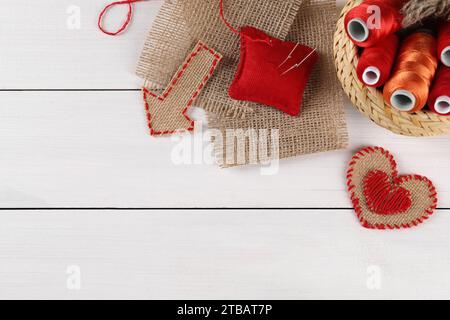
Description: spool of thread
xmin=383 ymin=31 xmax=438 ymax=113
xmin=344 ymin=0 xmax=407 ymax=47
xmin=438 ymin=21 xmax=450 ymax=67
xmin=428 ymin=66 xmax=450 ymax=116
xmin=357 ymin=34 xmax=399 ymax=87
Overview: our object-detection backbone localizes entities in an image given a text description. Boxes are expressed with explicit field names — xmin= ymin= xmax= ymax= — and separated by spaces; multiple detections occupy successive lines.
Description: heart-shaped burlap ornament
xmin=347 ymin=146 xmax=437 ymax=229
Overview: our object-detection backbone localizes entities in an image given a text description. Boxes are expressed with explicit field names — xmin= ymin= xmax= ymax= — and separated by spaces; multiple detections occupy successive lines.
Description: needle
xmin=281 ymin=48 xmax=317 ymax=76
xmin=278 ymin=43 xmax=300 ymax=68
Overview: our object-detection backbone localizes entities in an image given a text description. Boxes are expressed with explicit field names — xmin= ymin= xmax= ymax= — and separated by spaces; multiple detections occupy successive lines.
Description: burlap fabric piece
xmin=142 ymin=42 xmax=222 ymax=136
xmin=136 ymin=1 xmax=191 ymax=89
xmin=136 ymin=0 xmax=303 ymax=118
xmin=208 ymin=0 xmax=348 ymax=167
xmin=347 ymin=147 xmax=437 ymax=229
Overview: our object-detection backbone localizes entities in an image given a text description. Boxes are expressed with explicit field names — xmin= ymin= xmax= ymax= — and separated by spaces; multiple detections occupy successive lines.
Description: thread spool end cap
xmin=362 ymin=66 xmax=381 ymax=86
xmin=390 ymin=90 xmax=416 ymax=112
xmin=347 ymin=18 xmax=369 ymax=43
xmin=434 ymin=96 xmax=450 ymax=115
xmin=441 ymin=46 xmax=450 ymax=67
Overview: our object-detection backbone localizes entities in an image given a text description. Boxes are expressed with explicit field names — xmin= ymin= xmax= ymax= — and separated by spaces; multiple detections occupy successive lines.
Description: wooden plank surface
xmin=0 ymin=0 xmax=161 ymax=89
xmin=0 ymin=209 xmax=449 ymax=300
xmin=1 ymin=91 xmax=450 ymax=208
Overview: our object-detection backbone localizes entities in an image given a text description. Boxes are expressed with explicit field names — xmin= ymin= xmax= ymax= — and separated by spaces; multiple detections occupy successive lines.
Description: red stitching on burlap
xmin=142 ymin=42 xmax=221 ymax=136
xmin=347 ymin=146 xmax=438 ymax=230
xmin=363 ymin=170 xmax=412 ymax=215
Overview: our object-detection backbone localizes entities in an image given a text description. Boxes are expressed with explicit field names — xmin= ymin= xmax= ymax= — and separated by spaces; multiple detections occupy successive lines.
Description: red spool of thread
xmin=345 ymin=0 xmax=407 ymax=47
xmin=438 ymin=21 xmax=450 ymax=67
xmin=428 ymin=66 xmax=450 ymax=116
xmin=357 ymin=33 xmax=399 ymax=87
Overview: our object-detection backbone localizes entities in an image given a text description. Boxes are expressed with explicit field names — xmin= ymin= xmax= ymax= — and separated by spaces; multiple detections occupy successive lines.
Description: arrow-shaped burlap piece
xmin=142 ymin=42 xmax=222 ymax=136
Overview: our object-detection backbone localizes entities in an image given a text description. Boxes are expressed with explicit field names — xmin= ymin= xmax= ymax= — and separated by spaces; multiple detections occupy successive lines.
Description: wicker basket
xmin=334 ymin=0 xmax=450 ymax=137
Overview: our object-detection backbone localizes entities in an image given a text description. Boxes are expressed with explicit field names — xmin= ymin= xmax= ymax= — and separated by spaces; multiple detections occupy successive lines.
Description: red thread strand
xmin=438 ymin=21 xmax=450 ymax=67
xmin=357 ymin=33 xmax=399 ymax=87
xmin=428 ymin=66 xmax=450 ymax=116
xmin=219 ymin=0 xmax=239 ymax=34
xmin=98 ymin=0 xmax=147 ymax=36
xmin=218 ymin=0 xmax=273 ymax=46
xmin=344 ymin=0 xmax=407 ymax=47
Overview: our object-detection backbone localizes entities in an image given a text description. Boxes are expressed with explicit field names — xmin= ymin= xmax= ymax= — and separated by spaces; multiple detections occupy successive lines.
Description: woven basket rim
xmin=334 ymin=0 xmax=450 ymax=137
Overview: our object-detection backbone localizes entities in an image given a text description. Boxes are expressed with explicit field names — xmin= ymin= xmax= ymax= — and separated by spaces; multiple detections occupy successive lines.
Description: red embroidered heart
xmin=347 ymin=146 xmax=437 ymax=229
xmin=363 ymin=170 xmax=412 ymax=215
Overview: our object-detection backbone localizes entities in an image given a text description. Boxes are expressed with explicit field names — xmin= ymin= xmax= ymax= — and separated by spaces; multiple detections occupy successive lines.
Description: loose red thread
xmin=142 ymin=42 xmax=222 ymax=136
xmin=98 ymin=0 xmax=148 ymax=36
xmin=219 ymin=0 xmax=239 ymax=35
xmin=219 ymin=0 xmax=273 ymax=46
xmin=346 ymin=146 xmax=438 ymax=230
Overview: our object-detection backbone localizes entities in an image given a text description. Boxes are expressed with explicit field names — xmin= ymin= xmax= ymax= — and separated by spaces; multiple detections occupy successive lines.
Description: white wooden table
xmin=1 ymin=0 xmax=449 ymax=299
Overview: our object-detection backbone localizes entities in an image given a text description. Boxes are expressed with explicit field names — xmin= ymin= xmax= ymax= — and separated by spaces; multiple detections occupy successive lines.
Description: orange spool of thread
xmin=383 ymin=31 xmax=438 ymax=113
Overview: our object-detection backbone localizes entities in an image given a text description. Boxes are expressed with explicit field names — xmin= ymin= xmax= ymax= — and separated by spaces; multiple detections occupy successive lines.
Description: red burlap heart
xmin=347 ymin=146 xmax=437 ymax=229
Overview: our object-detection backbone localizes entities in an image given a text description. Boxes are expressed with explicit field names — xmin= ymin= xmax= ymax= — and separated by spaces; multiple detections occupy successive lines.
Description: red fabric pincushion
xmin=229 ymin=26 xmax=319 ymax=116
